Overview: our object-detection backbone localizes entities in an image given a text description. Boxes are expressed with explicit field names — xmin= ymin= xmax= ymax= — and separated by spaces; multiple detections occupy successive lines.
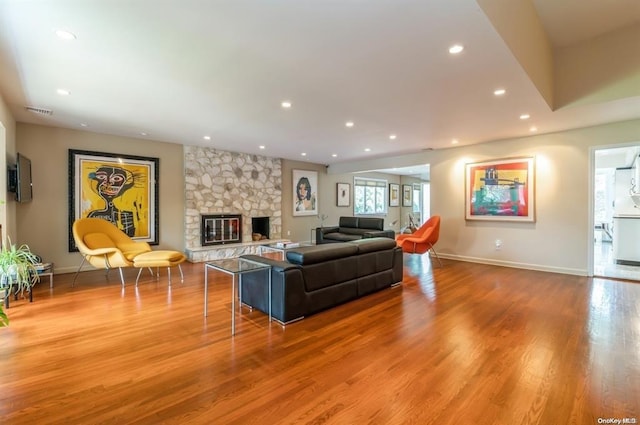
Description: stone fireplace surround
xmin=184 ymin=146 xmax=283 ymax=261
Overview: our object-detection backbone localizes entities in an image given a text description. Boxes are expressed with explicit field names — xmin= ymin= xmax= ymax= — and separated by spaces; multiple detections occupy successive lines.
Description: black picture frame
xmin=389 ymin=183 xmax=400 ymax=207
xmin=336 ymin=182 xmax=350 ymax=207
xmin=68 ymin=149 xmax=159 ymax=251
xmin=402 ymin=184 xmax=412 ymax=207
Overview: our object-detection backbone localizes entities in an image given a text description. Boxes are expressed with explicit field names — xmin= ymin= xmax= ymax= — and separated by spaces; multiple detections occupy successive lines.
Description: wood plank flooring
xmin=0 ymin=254 xmax=638 ymax=424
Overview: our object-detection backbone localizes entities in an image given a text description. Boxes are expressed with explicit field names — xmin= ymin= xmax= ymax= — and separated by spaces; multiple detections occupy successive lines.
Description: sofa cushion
xmin=286 ymin=243 xmax=359 ymax=265
xmin=363 ymin=230 xmax=396 ymax=239
xmin=357 ymin=217 xmax=384 ymax=230
xmin=302 ymin=257 xmax=359 ymax=292
xmin=324 ymin=233 xmax=362 ymax=242
xmin=339 ymin=216 xmax=359 ymax=228
xmin=338 ymin=227 xmax=369 ymax=236
xmin=349 ymin=237 xmax=397 ymax=254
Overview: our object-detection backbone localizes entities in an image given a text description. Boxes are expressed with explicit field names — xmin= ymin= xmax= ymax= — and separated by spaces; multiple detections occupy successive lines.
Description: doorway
xmin=593 ymin=145 xmax=640 ymax=281
xmin=422 ymin=182 xmax=430 ymax=220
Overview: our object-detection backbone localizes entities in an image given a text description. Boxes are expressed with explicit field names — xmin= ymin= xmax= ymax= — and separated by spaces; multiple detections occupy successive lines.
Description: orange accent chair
xmin=396 ymin=215 xmax=442 ymax=266
xmin=72 ymin=218 xmax=152 ymax=286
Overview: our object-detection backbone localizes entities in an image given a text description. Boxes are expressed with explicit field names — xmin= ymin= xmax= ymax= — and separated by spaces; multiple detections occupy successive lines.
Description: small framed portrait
xmin=389 ymin=183 xmax=400 ymax=207
xmin=336 ymin=182 xmax=350 ymax=207
xmin=402 ymin=184 xmax=412 ymax=207
xmin=293 ymin=169 xmax=318 ymax=216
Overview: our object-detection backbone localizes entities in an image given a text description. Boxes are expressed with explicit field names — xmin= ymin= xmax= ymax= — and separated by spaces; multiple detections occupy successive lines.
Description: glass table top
xmin=205 ymin=257 xmax=270 ymax=274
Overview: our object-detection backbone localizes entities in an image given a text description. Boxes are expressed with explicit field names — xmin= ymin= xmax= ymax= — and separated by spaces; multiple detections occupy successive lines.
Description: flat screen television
xmin=7 ymin=153 xmax=33 ymax=203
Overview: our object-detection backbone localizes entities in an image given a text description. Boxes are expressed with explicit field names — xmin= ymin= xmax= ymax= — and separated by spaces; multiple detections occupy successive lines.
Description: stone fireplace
xmin=184 ymin=145 xmax=283 ymax=261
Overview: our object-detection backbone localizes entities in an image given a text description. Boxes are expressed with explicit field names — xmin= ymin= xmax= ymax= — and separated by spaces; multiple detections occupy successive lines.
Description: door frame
xmin=589 ymin=141 xmax=640 ymax=278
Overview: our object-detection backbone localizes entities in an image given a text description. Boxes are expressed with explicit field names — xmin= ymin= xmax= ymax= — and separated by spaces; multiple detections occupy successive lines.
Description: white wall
xmin=330 ymin=119 xmax=640 ymax=275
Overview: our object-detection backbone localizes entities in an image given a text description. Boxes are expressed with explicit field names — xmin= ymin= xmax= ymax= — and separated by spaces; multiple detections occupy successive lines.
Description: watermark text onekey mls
xmin=597 ymin=418 xmax=637 ymax=424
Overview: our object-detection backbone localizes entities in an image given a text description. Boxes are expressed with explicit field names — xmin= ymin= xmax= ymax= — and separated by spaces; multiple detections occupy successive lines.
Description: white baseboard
xmin=437 ymin=253 xmax=588 ymax=277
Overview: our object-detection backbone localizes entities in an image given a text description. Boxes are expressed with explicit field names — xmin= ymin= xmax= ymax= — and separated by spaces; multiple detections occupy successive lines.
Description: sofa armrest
xmin=240 ymin=254 xmax=307 ymax=323
xmin=316 ymin=226 xmax=339 ymax=244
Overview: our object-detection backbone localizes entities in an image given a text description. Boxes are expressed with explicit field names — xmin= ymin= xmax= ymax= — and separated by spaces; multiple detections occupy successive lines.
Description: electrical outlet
xmin=287 ymin=230 xmax=291 ymax=236
xmin=495 ymin=239 xmax=502 ymax=250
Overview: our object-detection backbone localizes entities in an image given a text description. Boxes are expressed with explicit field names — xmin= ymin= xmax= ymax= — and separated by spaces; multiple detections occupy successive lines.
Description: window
xmin=354 ymin=177 xmax=387 ymax=215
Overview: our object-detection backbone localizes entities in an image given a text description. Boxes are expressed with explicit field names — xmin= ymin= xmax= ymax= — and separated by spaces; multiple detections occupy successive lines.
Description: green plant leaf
xmin=0 ymin=236 xmax=39 ymax=298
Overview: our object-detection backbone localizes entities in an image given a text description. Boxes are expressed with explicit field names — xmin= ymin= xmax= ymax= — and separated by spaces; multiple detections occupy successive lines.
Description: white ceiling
xmin=0 ymin=0 xmax=638 ymax=170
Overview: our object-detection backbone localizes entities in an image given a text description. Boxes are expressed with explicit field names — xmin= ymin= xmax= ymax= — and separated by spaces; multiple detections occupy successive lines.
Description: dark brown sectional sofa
xmin=315 ymin=216 xmax=395 ymax=244
xmin=240 ymin=237 xmax=403 ymax=324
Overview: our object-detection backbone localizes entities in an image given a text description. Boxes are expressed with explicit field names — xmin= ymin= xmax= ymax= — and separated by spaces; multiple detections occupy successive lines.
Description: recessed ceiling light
xmin=55 ymin=30 xmax=76 ymax=40
xmin=494 ymin=89 xmax=506 ymax=96
xmin=331 ymin=154 xmax=337 ymax=157
xmin=345 ymin=121 xmax=354 ymax=128
xmin=452 ymin=139 xmax=459 ymax=145
xmin=449 ymin=44 xmax=464 ymax=54
xmin=80 ymin=123 xmax=88 ymax=127
xmin=203 ymin=135 xmax=211 ymax=140
xmin=281 ymin=101 xmax=292 ymax=109
xmin=56 ymin=89 xmax=70 ymax=96
xmin=364 ymin=148 xmax=371 ymax=152
xmin=259 ymin=145 xmax=265 ymax=150
xmin=389 ymin=134 xmax=397 ymax=140
xmin=519 ymin=114 xmax=530 ymax=120
xmin=140 ymin=132 xmax=147 ymax=136
xmin=301 ymin=152 xmax=306 ymax=156
xmin=530 ymin=126 xmax=538 ymax=132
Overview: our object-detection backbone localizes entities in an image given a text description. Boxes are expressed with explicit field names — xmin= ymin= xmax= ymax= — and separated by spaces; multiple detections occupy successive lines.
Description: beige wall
xmin=330 ymin=119 xmax=640 ymax=275
xmin=281 ymin=159 xmax=402 ymax=241
xmin=280 ymin=160 xmax=327 ymax=242
xmin=16 ymin=123 xmax=184 ymax=273
xmin=0 ymin=93 xmax=16 ymax=242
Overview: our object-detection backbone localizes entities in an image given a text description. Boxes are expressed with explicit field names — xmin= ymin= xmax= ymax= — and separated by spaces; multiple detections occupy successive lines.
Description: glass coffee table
xmin=204 ymin=257 xmax=271 ymax=336
xmin=259 ymin=241 xmax=314 ymax=260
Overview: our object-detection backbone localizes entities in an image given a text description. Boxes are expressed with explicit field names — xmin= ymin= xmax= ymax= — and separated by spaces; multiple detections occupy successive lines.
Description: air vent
xmin=25 ymin=106 xmax=53 ymax=115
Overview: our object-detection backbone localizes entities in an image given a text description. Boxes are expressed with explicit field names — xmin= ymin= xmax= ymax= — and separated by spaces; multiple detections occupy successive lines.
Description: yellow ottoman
xmin=133 ymin=250 xmax=187 ymax=286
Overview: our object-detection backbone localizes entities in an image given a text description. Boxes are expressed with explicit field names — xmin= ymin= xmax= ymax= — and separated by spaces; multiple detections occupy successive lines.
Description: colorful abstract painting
xmin=465 ymin=157 xmax=535 ymax=222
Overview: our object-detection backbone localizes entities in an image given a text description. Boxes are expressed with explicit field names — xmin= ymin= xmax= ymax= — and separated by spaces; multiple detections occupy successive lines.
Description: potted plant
xmin=0 ymin=237 xmax=40 ymax=313
xmin=0 ymin=304 xmax=8 ymax=327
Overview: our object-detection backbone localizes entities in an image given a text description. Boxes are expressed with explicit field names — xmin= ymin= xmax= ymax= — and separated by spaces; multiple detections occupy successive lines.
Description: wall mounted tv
xmin=7 ymin=153 xmax=33 ymax=203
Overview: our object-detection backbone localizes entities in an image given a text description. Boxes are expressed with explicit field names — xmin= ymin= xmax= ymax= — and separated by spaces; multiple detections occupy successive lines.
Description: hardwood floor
xmin=0 ymin=255 xmax=638 ymax=424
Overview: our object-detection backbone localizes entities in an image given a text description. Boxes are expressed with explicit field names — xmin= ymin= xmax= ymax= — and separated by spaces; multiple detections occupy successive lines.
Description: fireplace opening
xmin=201 ymin=214 xmax=242 ymax=246
xmin=251 ymin=217 xmax=270 ymax=240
